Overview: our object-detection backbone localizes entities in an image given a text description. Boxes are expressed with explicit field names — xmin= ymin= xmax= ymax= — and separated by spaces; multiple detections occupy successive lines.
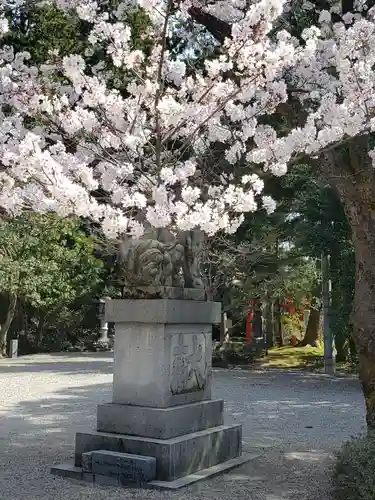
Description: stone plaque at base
xmin=51 ymin=297 xmax=247 ymax=488
xmin=82 ymin=450 xmax=156 ymax=484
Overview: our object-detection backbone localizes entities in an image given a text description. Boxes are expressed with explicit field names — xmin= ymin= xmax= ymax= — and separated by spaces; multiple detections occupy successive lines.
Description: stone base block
xmin=51 ymin=453 xmax=258 ymax=490
xmin=106 ymin=299 xmax=221 ymax=325
xmin=75 ymin=424 xmax=242 ymax=481
xmin=148 ymin=453 xmax=259 ymax=490
xmin=97 ymin=399 xmax=224 ymax=439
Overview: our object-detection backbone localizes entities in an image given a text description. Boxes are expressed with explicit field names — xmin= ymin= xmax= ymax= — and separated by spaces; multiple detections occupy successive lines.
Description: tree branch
xmin=187 ymin=6 xmax=231 ymax=43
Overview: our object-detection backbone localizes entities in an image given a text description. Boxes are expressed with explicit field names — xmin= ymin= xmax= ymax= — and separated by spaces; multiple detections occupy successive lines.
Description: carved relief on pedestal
xmin=170 ymin=333 xmax=207 ymax=395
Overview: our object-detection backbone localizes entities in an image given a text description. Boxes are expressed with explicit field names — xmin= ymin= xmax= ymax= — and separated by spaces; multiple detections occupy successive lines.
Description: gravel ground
xmin=0 ymin=353 xmax=366 ymax=500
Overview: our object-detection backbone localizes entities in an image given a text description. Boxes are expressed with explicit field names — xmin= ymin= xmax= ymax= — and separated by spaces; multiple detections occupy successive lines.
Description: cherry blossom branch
xmin=155 ymin=0 xmax=173 ymax=170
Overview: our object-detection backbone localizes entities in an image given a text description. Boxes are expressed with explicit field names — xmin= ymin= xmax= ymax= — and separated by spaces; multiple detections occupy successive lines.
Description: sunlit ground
xmin=260 ymin=346 xmax=357 ymax=374
xmin=261 ymin=346 xmax=324 ymax=369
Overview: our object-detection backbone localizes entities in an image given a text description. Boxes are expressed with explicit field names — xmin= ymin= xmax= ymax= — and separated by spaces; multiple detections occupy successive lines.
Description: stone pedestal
xmin=52 ymin=298 xmax=250 ymax=488
xmin=107 ymin=299 xmax=215 ymax=407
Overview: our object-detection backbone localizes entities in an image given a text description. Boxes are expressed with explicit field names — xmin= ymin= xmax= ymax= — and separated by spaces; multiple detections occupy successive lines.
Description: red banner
xmin=245 ymin=310 xmax=254 ymax=344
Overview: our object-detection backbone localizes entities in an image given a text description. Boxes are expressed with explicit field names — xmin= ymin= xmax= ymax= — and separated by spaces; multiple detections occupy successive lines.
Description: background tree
xmin=0 ymin=214 xmax=103 ymax=355
xmin=200 ymin=198 xmax=321 ymax=346
xmin=278 ymin=164 xmax=355 ymax=358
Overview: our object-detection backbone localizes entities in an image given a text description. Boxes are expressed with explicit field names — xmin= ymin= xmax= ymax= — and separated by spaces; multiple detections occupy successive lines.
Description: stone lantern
xmin=96 ymin=296 xmax=111 ymax=347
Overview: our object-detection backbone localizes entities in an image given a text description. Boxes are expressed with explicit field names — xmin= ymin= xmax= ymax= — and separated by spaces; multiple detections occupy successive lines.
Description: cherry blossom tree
xmin=1 ymin=0 xmax=375 ymax=425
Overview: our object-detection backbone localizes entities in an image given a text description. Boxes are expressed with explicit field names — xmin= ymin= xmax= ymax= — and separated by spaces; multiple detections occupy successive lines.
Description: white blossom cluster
xmin=0 ymin=0 xmax=375 ymax=238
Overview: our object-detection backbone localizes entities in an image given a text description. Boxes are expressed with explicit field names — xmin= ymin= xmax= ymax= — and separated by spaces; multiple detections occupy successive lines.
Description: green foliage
xmin=126 ymin=9 xmax=152 ymax=52
xmin=208 ymin=162 xmax=352 ymax=353
xmin=0 ymin=214 xmax=103 ymax=310
xmin=330 ymin=244 xmax=356 ymax=362
xmin=277 ymin=164 xmax=355 ymax=357
xmin=2 ymin=0 xmax=152 ymax=97
xmin=334 ymin=432 xmax=375 ymax=500
xmin=212 ymin=341 xmax=259 ymax=367
xmin=272 ymin=258 xmax=320 ymax=306
xmin=201 ymin=187 xmax=323 ymax=343
xmin=282 ymin=312 xmax=305 ymax=341
xmin=3 ymin=3 xmax=85 ymax=63
xmin=16 ymin=301 xmax=111 ymax=355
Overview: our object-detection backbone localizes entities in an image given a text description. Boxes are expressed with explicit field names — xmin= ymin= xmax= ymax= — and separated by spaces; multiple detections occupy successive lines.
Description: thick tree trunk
xmin=319 ymin=137 xmax=375 ymax=429
xmin=351 ymin=240 xmax=375 ymax=429
xmin=299 ymin=306 xmax=321 ymax=347
xmin=0 ymin=294 xmax=17 ymax=357
xmin=264 ymin=299 xmax=274 ymax=348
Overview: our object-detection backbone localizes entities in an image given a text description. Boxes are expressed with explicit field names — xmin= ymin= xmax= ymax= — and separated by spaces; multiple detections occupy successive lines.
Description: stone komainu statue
xmin=116 ymin=229 xmax=205 ymax=294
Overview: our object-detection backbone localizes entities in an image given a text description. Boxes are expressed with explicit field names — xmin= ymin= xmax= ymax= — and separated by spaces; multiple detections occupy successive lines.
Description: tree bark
xmin=350 ymin=231 xmax=375 ymax=429
xmin=319 ymin=136 xmax=375 ymax=429
xmin=299 ymin=306 xmax=321 ymax=347
xmin=0 ymin=294 xmax=17 ymax=357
